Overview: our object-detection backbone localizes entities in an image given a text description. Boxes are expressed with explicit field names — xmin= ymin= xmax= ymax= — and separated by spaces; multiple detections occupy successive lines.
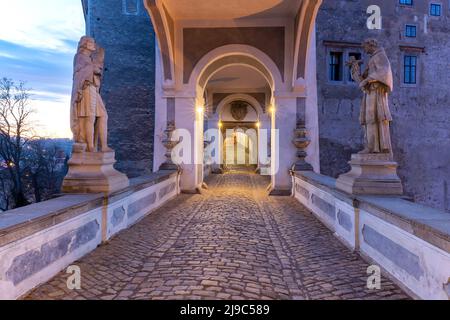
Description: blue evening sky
xmin=0 ymin=0 xmax=84 ymax=138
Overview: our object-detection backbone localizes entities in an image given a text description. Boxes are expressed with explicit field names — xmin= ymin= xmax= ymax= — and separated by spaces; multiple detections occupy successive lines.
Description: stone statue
xmin=336 ymin=39 xmax=402 ymax=195
xmin=63 ymin=36 xmax=129 ymax=194
xmin=349 ymin=38 xmax=394 ymax=156
xmin=70 ymin=36 xmax=110 ymax=152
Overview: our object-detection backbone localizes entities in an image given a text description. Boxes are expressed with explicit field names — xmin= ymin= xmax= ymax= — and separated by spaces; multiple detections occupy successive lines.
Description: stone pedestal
xmin=63 ymin=145 xmax=129 ymax=194
xmin=336 ymin=153 xmax=403 ymax=195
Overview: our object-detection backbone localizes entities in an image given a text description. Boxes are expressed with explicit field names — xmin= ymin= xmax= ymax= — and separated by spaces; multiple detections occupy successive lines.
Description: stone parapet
xmin=292 ymin=171 xmax=450 ymax=300
xmin=0 ymin=170 xmax=180 ymax=300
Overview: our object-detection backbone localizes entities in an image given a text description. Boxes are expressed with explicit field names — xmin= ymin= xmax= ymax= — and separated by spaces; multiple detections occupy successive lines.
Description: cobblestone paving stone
xmin=25 ymin=171 xmax=409 ymax=300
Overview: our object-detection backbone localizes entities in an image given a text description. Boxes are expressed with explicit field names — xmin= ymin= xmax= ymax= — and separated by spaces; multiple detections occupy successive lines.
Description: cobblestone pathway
xmin=26 ymin=172 xmax=409 ymax=300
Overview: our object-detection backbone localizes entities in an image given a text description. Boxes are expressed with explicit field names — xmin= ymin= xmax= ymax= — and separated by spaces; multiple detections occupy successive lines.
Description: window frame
xmin=429 ymin=3 xmax=442 ymax=16
xmin=325 ymin=47 xmax=364 ymax=85
xmin=402 ymin=54 xmax=418 ymax=86
xmin=122 ymin=0 xmax=139 ymax=16
xmin=399 ymin=0 xmax=413 ymax=6
xmin=405 ymin=24 xmax=417 ymax=38
xmin=329 ymin=51 xmax=344 ymax=83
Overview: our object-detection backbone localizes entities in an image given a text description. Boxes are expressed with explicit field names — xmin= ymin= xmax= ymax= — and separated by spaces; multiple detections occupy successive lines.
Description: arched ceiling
xmin=145 ymin=0 xmax=323 ymax=90
xmin=206 ymin=65 xmax=271 ymax=91
xmin=163 ymin=0 xmax=301 ymax=20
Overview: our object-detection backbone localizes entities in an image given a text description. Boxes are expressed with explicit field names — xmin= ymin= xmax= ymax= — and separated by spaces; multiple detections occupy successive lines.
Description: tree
xmin=22 ymin=139 xmax=68 ymax=203
xmin=0 ymin=78 xmax=36 ymax=208
xmin=0 ymin=168 xmax=12 ymax=211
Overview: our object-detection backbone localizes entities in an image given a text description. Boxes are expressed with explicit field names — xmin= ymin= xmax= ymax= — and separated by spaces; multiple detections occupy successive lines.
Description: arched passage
xmin=147 ymin=0 xmax=322 ymax=193
xmin=194 ymin=48 xmax=277 ymax=180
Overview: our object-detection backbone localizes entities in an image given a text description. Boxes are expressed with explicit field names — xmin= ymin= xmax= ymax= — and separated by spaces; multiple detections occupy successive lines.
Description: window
xmin=404 ymin=55 xmax=417 ymax=84
xmin=329 ymin=52 xmax=343 ymax=81
xmin=399 ymin=0 xmax=413 ymax=5
xmin=348 ymin=52 xmax=362 ymax=82
xmin=430 ymin=3 xmax=442 ymax=16
xmin=123 ymin=0 xmax=139 ymax=15
xmin=405 ymin=25 xmax=417 ymax=37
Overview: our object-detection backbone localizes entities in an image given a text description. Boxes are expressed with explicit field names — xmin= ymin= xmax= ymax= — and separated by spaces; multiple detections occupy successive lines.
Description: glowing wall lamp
xmin=269 ymin=106 xmax=276 ymax=114
xmin=196 ymin=105 xmax=205 ymax=114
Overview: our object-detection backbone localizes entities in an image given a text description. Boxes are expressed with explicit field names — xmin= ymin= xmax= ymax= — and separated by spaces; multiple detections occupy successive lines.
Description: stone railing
xmin=0 ymin=170 xmax=180 ymax=300
xmin=292 ymin=171 xmax=450 ymax=300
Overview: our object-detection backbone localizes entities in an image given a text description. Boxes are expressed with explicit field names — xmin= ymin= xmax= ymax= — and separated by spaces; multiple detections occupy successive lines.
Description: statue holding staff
xmin=337 ymin=38 xmax=402 ymax=195
xmin=348 ymin=38 xmax=394 ymax=156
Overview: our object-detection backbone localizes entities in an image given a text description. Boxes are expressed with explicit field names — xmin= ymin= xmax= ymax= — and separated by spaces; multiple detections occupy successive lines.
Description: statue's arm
xmin=93 ymin=47 xmax=105 ymax=75
xmin=361 ymin=67 xmax=369 ymax=80
xmin=73 ymin=55 xmax=94 ymax=100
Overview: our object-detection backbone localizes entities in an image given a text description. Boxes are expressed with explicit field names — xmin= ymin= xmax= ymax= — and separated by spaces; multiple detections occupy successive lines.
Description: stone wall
xmin=86 ymin=0 xmax=156 ymax=177
xmin=316 ymin=0 xmax=450 ymax=211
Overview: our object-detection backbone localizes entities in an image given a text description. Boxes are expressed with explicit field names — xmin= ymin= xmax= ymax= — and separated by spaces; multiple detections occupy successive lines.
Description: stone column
xmin=269 ymin=96 xmax=298 ymax=195
xmin=258 ymin=118 xmax=271 ymax=175
xmin=205 ymin=117 xmax=223 ymax=174
xmin=174 ymin=97 xmax=204 ymax=193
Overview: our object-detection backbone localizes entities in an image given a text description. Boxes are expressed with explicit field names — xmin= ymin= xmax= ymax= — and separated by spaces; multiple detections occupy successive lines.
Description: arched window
xmin=123 ymin=0 xmax=139 ymax=15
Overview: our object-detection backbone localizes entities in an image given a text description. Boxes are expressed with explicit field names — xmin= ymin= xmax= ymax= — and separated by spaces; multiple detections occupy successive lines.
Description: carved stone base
xmin=268 ymin=188 xmax=292 ymax=196
xmin=292 ymin=161 xmax=313 ymax=172
xmin=336 ymin=153 xmax=403 ymax=195
xmin=211 ymin=167 xmax=224 ymax=174
xmin=159 ymin=162 xmax=179 ymax=171
xmin=62 ymin=149 xmax=129 ymax=194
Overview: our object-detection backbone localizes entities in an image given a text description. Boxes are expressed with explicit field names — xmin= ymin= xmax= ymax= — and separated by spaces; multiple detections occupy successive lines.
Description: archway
xmin=146 ymin=0 xmax=323 ymax=193
xmin=198 ymin=52 xmax=276 ymax=180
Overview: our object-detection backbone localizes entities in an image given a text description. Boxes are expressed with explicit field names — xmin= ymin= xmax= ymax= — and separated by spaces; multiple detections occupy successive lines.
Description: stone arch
xmin=144 ymin=0 xmax=175 ymax=82
xmin=187 ymin=44 xmax=284 ymax=94
xmin=293 ymin=0 xmax=323 ymax=82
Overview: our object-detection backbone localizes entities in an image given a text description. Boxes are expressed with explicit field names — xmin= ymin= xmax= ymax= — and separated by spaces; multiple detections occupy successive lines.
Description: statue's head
xmin=362 ymin=38 xmax=379 ymax=54
xmin=78 ymin=36 xmax=96 ymax=53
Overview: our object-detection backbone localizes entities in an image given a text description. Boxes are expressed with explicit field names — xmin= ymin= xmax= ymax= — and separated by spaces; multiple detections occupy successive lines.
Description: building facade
xmin=82 ymin=0 xmax=156 ymax=178
xmin=83 ymin=0 xmax=450 ymax=211
xmin=316 ymin=0 xmax=450 ymax=211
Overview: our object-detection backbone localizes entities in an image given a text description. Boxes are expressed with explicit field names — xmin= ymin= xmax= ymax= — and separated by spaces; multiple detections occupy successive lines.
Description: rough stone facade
xmin=316 ymin=0 xmax=450 ymax=211
xmin=83 ymin=0 xmax=155 ymax=177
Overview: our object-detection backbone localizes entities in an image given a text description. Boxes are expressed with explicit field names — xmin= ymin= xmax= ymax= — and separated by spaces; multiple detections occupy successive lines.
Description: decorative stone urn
xmin=159 ymin=121 xmax=180 ymax=171
xmin=292 ymin=120 xmax=313 ymax=171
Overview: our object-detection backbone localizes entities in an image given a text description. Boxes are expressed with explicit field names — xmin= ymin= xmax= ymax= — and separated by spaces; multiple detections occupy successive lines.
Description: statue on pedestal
xmin=354 ymin=38 xmax=394 ymax=156
xmin=63 ymin=36 xmax=129 ymax=194
xmin=70 ymin=36 xmax=110 ymax=152
xmin=337 ymin=39 xmax=403 ymax=195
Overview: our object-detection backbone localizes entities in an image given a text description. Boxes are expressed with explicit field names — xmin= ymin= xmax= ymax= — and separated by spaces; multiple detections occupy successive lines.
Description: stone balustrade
xmin=0 ymin=170 xmax=180 ymax=300
xmin=292 ymin=171 xmax=450 ymax=300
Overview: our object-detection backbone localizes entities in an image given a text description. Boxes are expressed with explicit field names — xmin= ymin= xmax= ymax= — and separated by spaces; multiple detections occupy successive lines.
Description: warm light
xmin=269 ymin=106 xmax=275 ymax=114
xmin=218 ymin=122 xmax=223 ymax=128
xmin=256 ymin=122 xmax=261 ymax=128
xmin=196 ymin=106 xmax=205 ymax=114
